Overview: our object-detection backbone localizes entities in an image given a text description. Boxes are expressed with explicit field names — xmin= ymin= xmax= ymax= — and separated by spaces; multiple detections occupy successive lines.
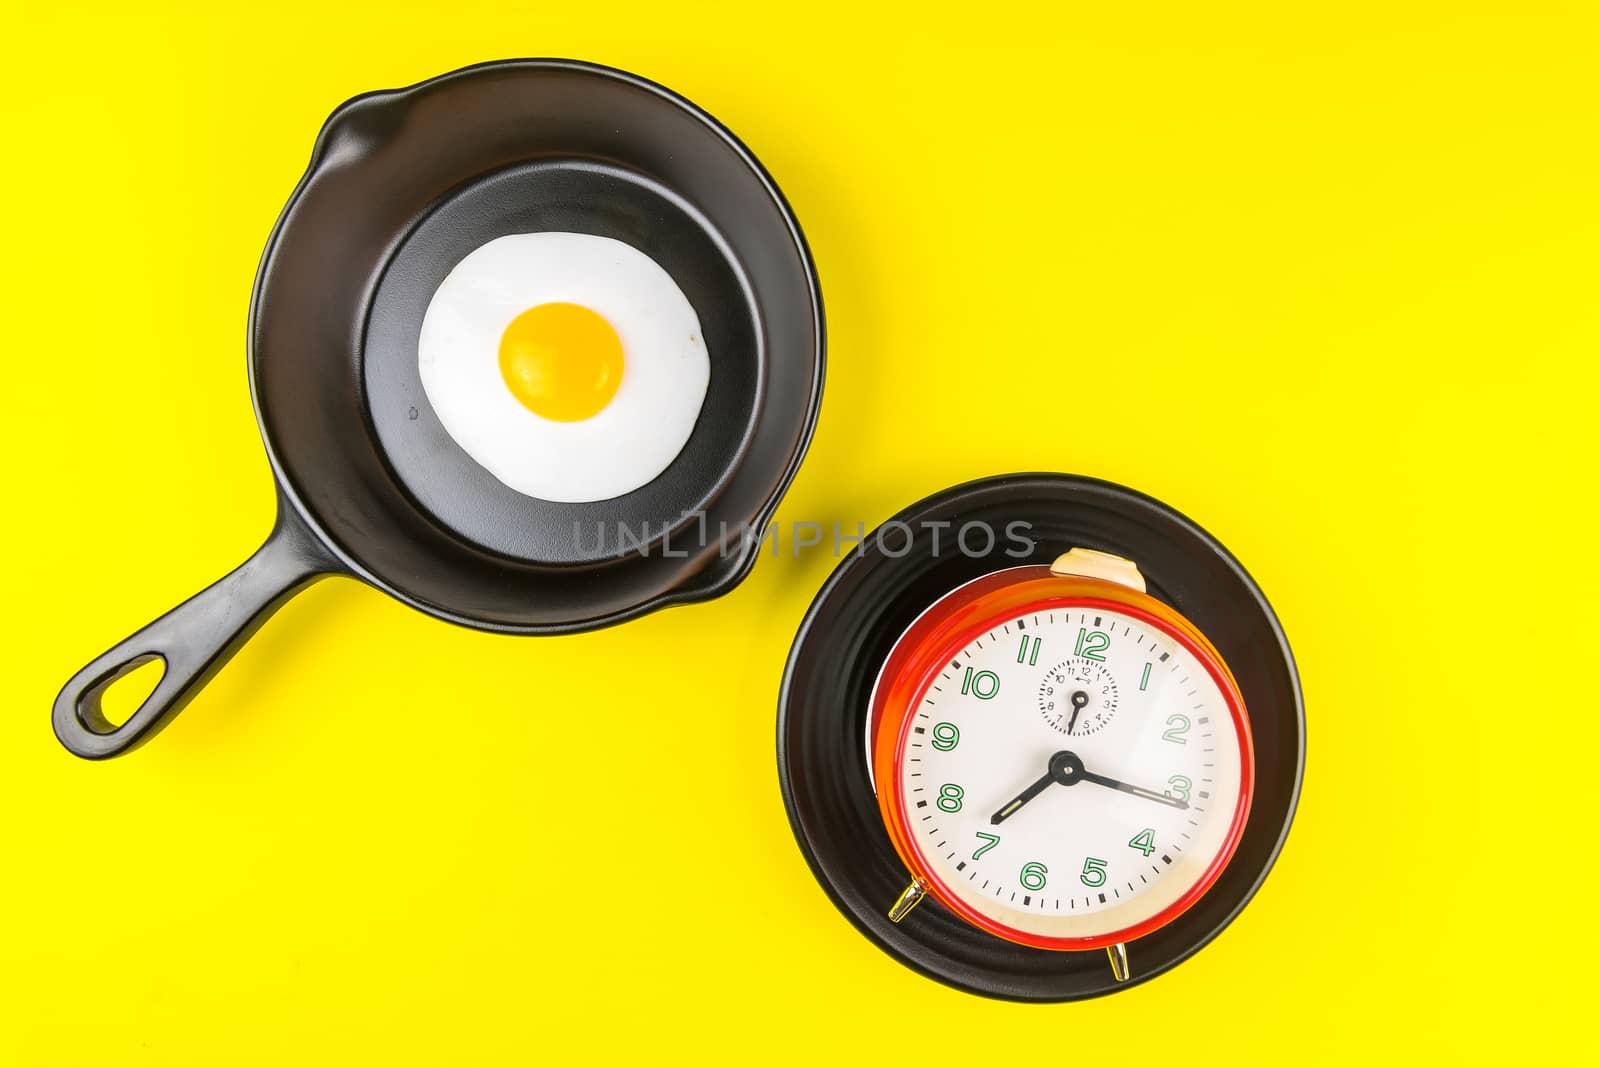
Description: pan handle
xmin=52 ymin=506 xmax=336 ymax=760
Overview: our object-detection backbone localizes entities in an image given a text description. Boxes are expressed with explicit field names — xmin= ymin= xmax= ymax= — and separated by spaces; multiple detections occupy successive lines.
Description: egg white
xmin=418 ymin=232 xmax=710 ymax=503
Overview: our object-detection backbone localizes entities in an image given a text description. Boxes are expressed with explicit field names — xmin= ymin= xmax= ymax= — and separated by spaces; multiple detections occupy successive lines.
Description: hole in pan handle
xmin=51 ymin=503 xmax=336 ymax=760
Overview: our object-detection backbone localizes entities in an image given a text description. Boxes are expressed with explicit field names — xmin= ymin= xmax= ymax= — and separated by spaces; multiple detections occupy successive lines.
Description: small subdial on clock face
xmin=1038 ymin=658 xmax=1119 ymax=735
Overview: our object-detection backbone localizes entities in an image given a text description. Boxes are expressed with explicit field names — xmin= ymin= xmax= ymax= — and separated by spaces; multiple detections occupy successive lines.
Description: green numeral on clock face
xmin=1162 ymin=714 xmax=1191 ymax=743
xmin=1140 ymin=662 xmax=1152 ymax=691
xmin=1075 ymin=628 xmax=1110 ymax=661
xmin=973 ymin=832 xmax=1000 ymax=859
xmin=1079 ymin=857 xmax=1108 ymax=887
xmin=1165 ymin=775 xmax=1192 ymax=802
xmin=930 ymin=722 xmax=960 ymax=751
xmin=1020 ymin=862 xmax=1048 ymax=891
xmin=937 ymin=783 xmax=965 ymax=812
xmin=1016 ymin=635 xmax=1041 ymax=665
xmin=961 ymin=668 xmax=1000 ymax=699
xmin=1128 ymin=829 xmax=1156 ymax=857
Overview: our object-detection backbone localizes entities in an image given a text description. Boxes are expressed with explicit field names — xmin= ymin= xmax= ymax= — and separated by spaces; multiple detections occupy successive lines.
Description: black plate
xmin=777 ymin=473 xmax=1304 ymax=1001
xmin=54 ymin=59 xmax=824 ymax=759
xmin=365 ymin=159 xmax=762 ymax=563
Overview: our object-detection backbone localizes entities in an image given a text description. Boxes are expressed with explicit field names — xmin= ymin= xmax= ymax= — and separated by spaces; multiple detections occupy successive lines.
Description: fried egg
xmin=418 ymin=232 xmax=710 ymax=502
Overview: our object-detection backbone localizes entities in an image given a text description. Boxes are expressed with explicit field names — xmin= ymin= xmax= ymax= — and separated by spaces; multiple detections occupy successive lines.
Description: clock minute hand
xmin=990 ymin=769 xmax=1056 ymax=825
xmin=1078 ymin=766 xmax=1189 ymax=810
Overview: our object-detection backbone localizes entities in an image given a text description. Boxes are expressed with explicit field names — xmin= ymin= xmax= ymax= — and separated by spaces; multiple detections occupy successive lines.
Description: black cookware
xmin=54 ymin=59 xmax=824 ymax=759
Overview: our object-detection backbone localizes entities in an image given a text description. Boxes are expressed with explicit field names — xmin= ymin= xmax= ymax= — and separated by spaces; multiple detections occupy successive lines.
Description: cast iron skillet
xmin=53 ymin=59 xmax=824 ymax=760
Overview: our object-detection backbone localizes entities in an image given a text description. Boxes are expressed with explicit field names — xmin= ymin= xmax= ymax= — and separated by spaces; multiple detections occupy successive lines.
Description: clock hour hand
xmin=1077 ymin=766 xmax=1189 ymax=810
xmin=991 ymin=749 xmax=1088 ymax=824
xmin=990 ymin=769 xmax=1056 ymax=825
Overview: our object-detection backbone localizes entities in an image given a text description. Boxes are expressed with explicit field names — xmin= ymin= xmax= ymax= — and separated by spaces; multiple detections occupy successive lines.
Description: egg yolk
xmin=497 ymin=302 xmax=624 ymax=422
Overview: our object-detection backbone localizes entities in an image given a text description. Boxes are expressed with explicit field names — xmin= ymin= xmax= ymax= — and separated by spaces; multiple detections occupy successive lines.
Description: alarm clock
xmin=778 ymin=473 xmax=1303 ymax=1001
xmin=866 ymin=547 xmax=1254 ymax=982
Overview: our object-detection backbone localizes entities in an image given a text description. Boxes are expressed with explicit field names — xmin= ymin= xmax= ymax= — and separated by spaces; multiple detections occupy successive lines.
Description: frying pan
xmin=53 ymin=59 xmax=825 ymax=760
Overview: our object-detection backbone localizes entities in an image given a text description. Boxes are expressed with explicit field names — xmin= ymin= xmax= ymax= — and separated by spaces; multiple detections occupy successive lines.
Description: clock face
xmin=889 ymin=599 xmax=1249 ymax=948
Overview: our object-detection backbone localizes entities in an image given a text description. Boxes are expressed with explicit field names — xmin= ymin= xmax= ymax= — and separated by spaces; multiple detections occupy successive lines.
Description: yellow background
xmin=2 ymin=2 xmax=1594 ymax=1063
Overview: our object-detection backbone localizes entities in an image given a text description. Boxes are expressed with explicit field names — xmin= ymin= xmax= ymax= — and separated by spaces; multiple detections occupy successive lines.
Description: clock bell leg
xmin=887 ymin=880 xmax=928 ymax=922
xmin=1107 ymin=942 xmax=1130 ymax=982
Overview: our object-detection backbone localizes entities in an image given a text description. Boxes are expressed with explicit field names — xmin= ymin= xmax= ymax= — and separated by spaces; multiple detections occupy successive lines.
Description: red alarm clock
xmin=866 ymin=548 xmax=1254 ymax=979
